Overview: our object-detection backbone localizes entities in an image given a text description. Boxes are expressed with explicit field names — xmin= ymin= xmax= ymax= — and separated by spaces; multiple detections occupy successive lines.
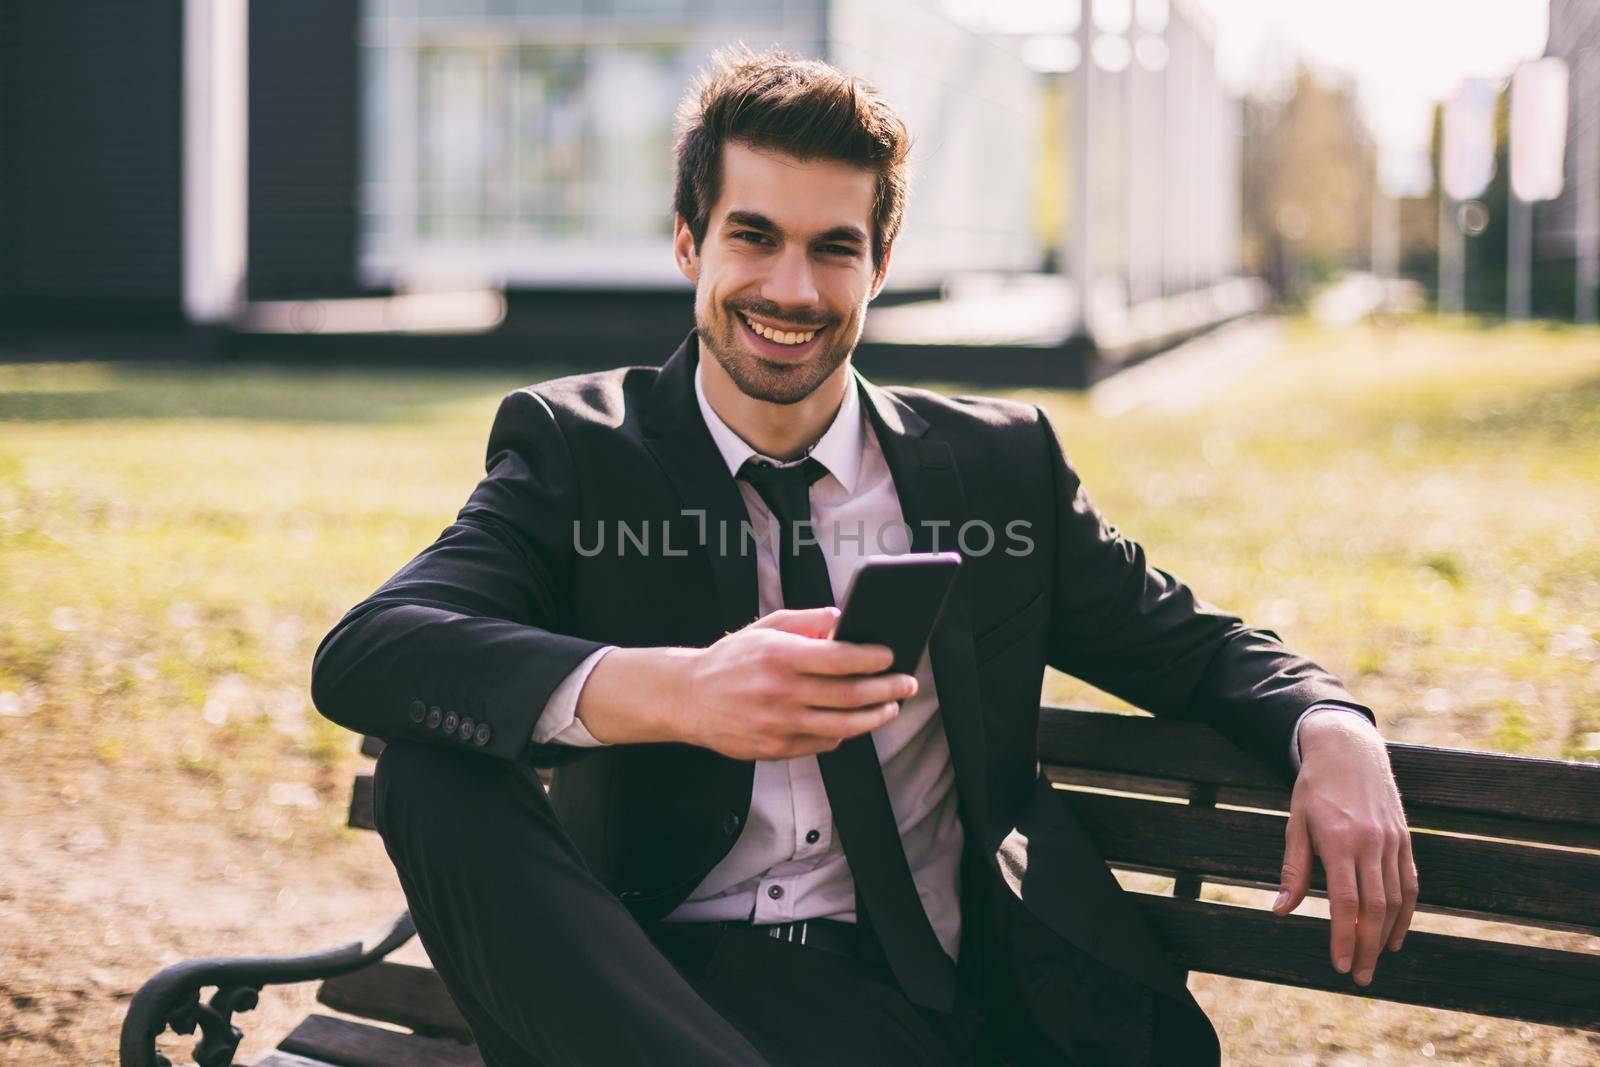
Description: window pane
xmin=514 ymin=46 xmax=589 ymax=236
xmin=406 ymin=36 xmax=692 ymax=244
xmin=588 ymin=43 xmax=685 ymax=238
xmin=418 ymin=46 xmax=496 ymax=237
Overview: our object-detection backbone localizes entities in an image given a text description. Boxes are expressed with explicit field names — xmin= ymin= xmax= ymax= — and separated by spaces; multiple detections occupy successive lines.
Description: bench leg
xmin=372 ymin=740 xmax=773 ymax=1067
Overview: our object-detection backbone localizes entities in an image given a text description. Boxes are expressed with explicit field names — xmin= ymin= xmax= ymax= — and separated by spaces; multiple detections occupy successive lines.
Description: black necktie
xmin=737 ymin=456 xmax=957 ymax=1012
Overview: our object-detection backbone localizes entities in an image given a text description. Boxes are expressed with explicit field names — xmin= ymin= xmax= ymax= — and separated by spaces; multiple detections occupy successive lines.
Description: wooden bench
xmin=121 ymin=707 xmax=1600 ymax=1066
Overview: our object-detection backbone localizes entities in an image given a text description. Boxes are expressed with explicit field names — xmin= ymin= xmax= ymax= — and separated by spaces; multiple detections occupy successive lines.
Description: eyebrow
xmin=723 ymin=210 xmax=868 ymax=248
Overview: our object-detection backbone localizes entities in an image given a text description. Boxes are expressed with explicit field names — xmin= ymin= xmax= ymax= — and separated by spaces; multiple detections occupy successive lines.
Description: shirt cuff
xmin=532 ymin=645 xmax=617 ymax=747
xmin=1289 ymin=703 xmax=1373 ymax=773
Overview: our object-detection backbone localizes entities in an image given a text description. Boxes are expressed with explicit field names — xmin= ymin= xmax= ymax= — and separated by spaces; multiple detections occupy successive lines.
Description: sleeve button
xmin=443 ymin=711 xmax=459 ymax=733
xmin=426 ymin=707 xmax=442 ymax=729
xmin=473 ymin=723 xmax=491 ymax=746
xmin=459 ymin=717 xmax=475 ymax=740
xmin=408 ymin=700 xmax=426 ymax=723
xmin=722 ymin=811 xmax=742 ymax=835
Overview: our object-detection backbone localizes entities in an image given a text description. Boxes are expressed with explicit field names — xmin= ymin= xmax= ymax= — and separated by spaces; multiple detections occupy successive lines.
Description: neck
xmin=700 ymin=354 xmax=851 ymax=461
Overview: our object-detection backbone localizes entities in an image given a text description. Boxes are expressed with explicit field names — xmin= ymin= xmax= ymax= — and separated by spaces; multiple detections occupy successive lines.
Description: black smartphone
xmin=832 ymin=552 xmax=963 ymax=675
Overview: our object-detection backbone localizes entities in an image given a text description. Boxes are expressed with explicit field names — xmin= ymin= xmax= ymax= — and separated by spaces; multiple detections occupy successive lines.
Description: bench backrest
xmin=1037 ymin=708 xmax=1599 ymax=1032
xmin=341 ymin=707 xmax=1600 ymax=1035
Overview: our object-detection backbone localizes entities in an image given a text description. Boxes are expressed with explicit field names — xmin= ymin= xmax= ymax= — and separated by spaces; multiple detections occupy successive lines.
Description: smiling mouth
xmin=738 ymin=310 xmax=824 ymax=346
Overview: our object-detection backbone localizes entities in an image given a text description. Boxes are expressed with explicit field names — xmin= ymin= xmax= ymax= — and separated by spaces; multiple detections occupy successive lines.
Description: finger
xmin=1389 ymin=831 xmax=1419 ymax=952
xmin=748 ymin=606 xmax=841 ymax=638
xmin=1352 ymin=855 xmax=1388 ymax=986
xmin=1325 ymin=857 xmax=1359 ymax=977
xmin=784 ymin=635 xmax=897 ymax=676
xmin=1274 ymin=805 xmax=1313 ymax=915
xmin=794 ymin=671 xmax=916 ymax=710
xmin=787 ymin=702 xmax=901 ymax=742
xmin=1379 ymin=835 xmax=1403 ymax=954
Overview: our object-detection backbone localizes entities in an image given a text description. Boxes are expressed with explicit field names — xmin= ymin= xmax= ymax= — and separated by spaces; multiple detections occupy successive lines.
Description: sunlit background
xmin=0 ymin=0 xmax=1590 ymax=363
xmin=1 ymin=2 xmax=1597 ymax=1065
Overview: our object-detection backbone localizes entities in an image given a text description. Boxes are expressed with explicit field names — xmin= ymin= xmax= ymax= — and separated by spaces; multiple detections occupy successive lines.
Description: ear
xmin=673 ymin=215 xmax=699 ymax=285
xmin=868 ymin=241 xmax=894 ymax=302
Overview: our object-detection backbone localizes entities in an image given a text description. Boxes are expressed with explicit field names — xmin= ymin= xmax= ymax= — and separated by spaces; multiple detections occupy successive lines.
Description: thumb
xmin=747 ymin=606 xmax=841 ymax=640
xmin=1274 ymin=806 xmax=1312 ymax=915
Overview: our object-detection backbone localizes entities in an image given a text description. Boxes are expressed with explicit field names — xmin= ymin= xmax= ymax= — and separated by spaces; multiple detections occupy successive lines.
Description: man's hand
xmin=682 ymin=607 xmax=914 ymax=760
xmin=1272 ymin=710 xmax=1420 ymax=987
xmin=576 ymin=606 xmax=915 ymax=759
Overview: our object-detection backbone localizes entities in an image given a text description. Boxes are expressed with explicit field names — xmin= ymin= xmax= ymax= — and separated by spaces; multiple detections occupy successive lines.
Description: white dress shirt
xmin=532 ymin=364 xmax=1366 ymax=957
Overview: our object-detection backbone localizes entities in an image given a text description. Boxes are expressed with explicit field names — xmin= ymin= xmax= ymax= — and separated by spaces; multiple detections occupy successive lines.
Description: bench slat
xmin=351 ymin=759 xmax=1600 ymax=852
xmin=280 ymin=1014 xmax=479 ymax=1067
xmin=311 ymin=914 xmax=1598 ymax=1038
xmin=255 ymin=1053 xmax=340 ymax=1067
xmin=1136 ymin=895 xmax=1600 ymax=1031
xmin=1058 ymin=789 xmax=1600 ymax=932
xmin=1039 ymin=707 xmax=1600 ymax=845
xmin=347 ymin=764 xmax=1600 ymax=927
xmin=318 ymin=961 xmax=471 ymax=1041
xmin=356 ymin=713 xmax=1600 ymax=847
xmin=1044 ymin=765 xmax=1600 ymax=851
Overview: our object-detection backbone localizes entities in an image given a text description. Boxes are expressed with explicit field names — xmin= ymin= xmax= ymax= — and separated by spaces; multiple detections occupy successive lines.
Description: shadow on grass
xmin=0 ymin=362 xmax=589 ymax=424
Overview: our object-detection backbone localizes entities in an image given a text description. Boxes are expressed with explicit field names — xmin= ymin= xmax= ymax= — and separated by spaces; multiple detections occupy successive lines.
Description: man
xmin=312 ymin=48 xmax=1417 ymax=1066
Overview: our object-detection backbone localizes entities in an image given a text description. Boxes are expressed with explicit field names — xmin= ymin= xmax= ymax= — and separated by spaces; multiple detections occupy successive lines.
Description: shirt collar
xmin=693 ymin=357 xmax=865 ymax=494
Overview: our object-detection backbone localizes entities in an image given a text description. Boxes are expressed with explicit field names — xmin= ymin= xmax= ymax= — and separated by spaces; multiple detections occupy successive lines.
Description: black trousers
xmin=372 ymin=740 xmax=1176 ymax=1066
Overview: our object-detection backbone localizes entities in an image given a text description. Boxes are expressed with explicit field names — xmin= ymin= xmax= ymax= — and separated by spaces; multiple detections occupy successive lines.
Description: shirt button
xmin=767 ymin=884 xmax=784 ymax=900
xmin=722 ymin=811 xmax=742 ymax=835
xmin=805 ymin=829 xmax=820 ymax=844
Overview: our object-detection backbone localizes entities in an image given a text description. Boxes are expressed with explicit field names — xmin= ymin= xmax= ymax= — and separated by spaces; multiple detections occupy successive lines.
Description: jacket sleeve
xmin=311 ymin=388 xmax=607 ymax=766
xmin=1034 ymin=405 xmax=1375 ymax=785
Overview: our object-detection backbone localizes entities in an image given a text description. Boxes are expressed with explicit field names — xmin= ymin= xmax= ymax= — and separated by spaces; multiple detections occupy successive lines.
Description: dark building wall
xmin=0 ymin=0 xmax=184 ymax=317
xmin=247 ymin=0 xmax=362 ymax=299
xmin=0 ymin=1 xmax=11 ymax=300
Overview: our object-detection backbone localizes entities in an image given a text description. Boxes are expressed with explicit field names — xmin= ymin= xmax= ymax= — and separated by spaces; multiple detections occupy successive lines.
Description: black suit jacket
xmin=312 ymin=333 xmax=1376 ymax=1061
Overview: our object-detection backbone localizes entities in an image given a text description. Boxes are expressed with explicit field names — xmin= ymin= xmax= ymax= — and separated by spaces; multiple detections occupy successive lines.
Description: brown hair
xmin=673 ymin=47 xmax=912 ymax=271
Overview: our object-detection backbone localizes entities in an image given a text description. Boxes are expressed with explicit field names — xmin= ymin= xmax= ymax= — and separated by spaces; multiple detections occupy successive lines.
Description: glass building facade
xmin=357 ymin=0 xmax=1040 ymax=289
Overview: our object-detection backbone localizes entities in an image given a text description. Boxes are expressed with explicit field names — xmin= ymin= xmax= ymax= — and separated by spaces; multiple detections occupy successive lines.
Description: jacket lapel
xmin=639 ymin=334 xmax=761 ymax=637
xmin=858 ymin=371 xmax=991 ymax=845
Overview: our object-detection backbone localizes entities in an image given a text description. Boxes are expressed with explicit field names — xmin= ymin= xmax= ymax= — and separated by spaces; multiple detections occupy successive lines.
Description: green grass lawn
xmin=1 ymin=316 xmax=1596 ymax=1064
xmin=1018 ymin=318 xmax=1600 ymax=763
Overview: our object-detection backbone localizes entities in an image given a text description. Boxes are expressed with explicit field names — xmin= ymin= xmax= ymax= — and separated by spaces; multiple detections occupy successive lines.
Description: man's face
xmin=674 ymin=142 xmax=889 ymax=405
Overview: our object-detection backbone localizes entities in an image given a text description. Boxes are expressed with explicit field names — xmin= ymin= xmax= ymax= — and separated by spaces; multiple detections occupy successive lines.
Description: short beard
xmin=696 ymin=299 xmax=855 ymax=406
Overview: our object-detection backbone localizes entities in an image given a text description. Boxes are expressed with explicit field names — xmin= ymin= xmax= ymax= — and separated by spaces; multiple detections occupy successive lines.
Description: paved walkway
xmin=1088 ymin=316 xmax=1282 ymax=417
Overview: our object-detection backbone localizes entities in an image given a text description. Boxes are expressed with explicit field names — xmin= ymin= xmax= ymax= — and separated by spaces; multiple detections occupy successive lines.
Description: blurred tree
xmin=1034 ymin=77 xmax=1066 ymax=272
xmin=1417 ymin=82 xmax=1579 ymax=319
xmin=1393 ymin=104 xmax=1446 ymax=290
xmin=1463 ymin=86 xmax=1514 ymax=315
xmin=1240 ymin=66 xmax=1377 ymax=303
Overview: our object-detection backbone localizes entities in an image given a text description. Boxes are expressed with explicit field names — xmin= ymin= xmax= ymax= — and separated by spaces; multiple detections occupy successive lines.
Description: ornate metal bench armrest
xmin=119 ymin=910 xmax=416 ymax=1067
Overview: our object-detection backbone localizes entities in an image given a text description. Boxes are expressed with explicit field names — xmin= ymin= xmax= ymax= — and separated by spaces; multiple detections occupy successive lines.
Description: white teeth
xmin=742 ymin=313 xmax=816 ymax=345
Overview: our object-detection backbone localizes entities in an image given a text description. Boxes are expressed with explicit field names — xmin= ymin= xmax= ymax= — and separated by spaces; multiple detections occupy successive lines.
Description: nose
xmin=761 ymin=244 xmax=821 ymax=313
